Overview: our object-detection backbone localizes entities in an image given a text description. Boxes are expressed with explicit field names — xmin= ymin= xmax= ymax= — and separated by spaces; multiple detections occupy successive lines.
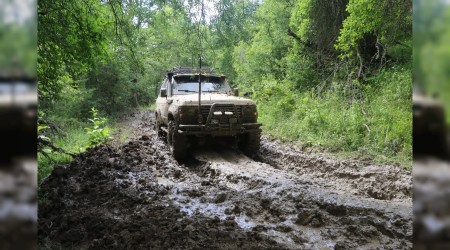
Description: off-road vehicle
xmin=155 ymin=67 xmax=262 ymax=160
xmin=0 ymin=75 xmax=37 ymax=160
xmin=413 ymin=89 xmax=447 ymax=157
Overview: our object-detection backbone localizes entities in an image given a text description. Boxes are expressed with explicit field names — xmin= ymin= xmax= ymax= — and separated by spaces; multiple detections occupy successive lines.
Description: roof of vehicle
xmin=170 ymin=67 xmax=213 ymax=74
xmin=413 ymin=92 xmax=443 ymax=108
xmin=168 ymin=67 xmax=225 ymax=77
xmin=173 ymin=73 xmax=225 ymax=78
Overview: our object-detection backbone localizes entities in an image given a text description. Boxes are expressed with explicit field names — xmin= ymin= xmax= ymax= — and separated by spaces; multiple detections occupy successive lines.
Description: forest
xmin=38 ymin=0 xmax=413 ymax=182
xmin=414 ymin=0 xmax=450 ymax=119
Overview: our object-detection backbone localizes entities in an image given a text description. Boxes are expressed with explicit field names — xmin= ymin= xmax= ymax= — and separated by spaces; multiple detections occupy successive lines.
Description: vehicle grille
xmin=200 ymin=104 xmax=242 ymax=124
xmin=179 ymin=104 xmax=255 ymax=125
xmin=200 ymin=105 xmax=212 ymax=120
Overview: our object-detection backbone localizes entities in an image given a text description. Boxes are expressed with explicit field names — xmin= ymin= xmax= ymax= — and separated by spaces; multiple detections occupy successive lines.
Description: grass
xmin=38 ymin=126 xmax=90 ymax=184
xmin=140 ymin=103 xmax=156 ymax=110
xmin=256 ymin=65 xmax=412 ymax=169
xmin=119 ymin=127 xmax=133 ymax=143
xmin=38 ymin=105 xmax=116 ymax=185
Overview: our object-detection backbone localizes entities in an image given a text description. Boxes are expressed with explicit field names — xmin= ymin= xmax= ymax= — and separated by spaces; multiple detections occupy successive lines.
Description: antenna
xmin=197 ymin=0 xmax=205 ymax=124
xmin=198 ymin=54 xmax=202 ymax=124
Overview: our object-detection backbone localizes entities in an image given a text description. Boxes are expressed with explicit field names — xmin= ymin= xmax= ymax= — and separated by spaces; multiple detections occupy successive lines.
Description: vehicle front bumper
xmin=178 ymin=123 xmax=261 ymax=136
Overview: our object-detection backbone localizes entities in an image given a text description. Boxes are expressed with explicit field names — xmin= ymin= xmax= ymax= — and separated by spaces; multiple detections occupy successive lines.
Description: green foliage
xmin=85 ymin=108 xmax=112 ymax=149
xmin=38 ymin=126 xmax=91 ymax=184
xmin=414 ymin=0 xmax=450 ymax=122
xmin=37 ymin=107 xmax=113 ymax=184
xmin=38 ymin=112 xmax=51 ymax=149
xmin=38 ymin=0 xmax=110 ymax=102
xmin=38 ymin=152 xmax=72 ymax=185
xmin=257 ymin=65 xmax=412 ymax=166
xmin=85 ymin=61 xmax=133 ymax=115
xmin=38 ymin=0 xmax=413 ymax=168
xmin=290 ymin=0 xmax=347 ymax=54
xmin=335 ymin=0 xmax=412 ymax=58
xmin=0 ymin=23 xmax=36 ymax=76
xmin=231 ymin=0 xmax=294 ymax=86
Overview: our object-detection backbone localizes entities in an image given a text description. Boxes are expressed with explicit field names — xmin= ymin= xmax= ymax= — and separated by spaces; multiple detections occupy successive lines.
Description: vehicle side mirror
xmin=160 ymin=88 xmax=167 ymax=98
xmin=243 ymin=91 xmax=253 ymax=97
xmin=233 ymin=88 xmax=239 ymax=96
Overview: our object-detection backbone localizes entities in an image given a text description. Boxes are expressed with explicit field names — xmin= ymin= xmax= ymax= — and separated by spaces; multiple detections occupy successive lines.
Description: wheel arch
xmin=168 ymin=113 xmax=175 ymax=121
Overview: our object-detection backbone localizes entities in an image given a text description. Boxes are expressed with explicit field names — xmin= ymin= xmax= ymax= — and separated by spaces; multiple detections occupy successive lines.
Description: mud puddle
xmin=39 ymin=110 xmax=412 ymax=249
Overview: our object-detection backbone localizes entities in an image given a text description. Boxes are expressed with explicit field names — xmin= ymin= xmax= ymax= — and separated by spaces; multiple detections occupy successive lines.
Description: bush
xmin=256 ymin=64 xmax=411 ymax=167
xmin=38 ymin=107 xmax=113 ymax=184
xmin=85 ymin=107 xmax=112 ymax=149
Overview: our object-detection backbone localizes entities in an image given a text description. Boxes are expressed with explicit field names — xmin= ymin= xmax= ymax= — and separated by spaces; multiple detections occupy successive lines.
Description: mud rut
xmin=39 ymin=110 xmax=412 ymax=249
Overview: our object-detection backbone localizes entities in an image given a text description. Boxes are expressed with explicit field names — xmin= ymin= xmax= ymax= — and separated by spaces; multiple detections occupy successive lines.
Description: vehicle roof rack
xmin=170 ymin=67 xmax=214 ymax=74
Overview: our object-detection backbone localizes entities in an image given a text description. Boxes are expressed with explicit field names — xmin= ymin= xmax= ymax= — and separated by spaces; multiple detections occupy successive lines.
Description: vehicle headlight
xmin=242 ymin=105 xmax=257 ymax=116
xmin=178 ymin=106 xmax=198 ymax=121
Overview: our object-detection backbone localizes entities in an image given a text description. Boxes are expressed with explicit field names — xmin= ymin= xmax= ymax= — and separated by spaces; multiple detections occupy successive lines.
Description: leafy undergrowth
xmin=38 ymin=109 xmax=112 ymax=185
xmin=38 ymin=127 xmax=88 ymax=185
xmin=256 ymin=65 xmax=412 ymax=169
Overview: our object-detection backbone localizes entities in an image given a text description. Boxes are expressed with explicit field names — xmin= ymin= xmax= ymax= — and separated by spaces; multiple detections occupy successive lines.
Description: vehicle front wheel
xmin=435 ymin=133 xmax=448 ymax=159
xmin=168 ymin=121 xmax=187 ymax=161
xmin=154 ymin=116 xmax=164 ymax=138
xmin=239 ymin=131 xmax=261 ymax=158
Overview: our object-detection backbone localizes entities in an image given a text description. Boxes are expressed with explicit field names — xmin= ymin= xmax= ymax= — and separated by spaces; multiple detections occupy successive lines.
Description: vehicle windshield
xmin=172 ymin=75 xmax=231 ymax=95
xmin=0 ymin=81 xmax=37 ymax=105
xmin=0 ymin=82 xmax=36 ymax=94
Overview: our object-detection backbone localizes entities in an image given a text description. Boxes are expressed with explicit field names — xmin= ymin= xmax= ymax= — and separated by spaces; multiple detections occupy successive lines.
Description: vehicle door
xmin=156 ymin=79 xmax=170 ymax=124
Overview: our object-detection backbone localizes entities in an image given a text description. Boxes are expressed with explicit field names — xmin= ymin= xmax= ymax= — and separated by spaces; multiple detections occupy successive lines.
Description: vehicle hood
xmin=172 ymin=93 xmax=256 ymax=106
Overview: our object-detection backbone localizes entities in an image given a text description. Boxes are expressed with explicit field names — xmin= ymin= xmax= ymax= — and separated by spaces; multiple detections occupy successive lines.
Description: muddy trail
xmin=39 ymin=110 xmax=412 ymax=249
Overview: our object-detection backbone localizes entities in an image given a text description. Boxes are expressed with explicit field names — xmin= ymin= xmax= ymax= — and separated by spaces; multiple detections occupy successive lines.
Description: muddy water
xmin=39 ymin=110 xmax=412 ymax=249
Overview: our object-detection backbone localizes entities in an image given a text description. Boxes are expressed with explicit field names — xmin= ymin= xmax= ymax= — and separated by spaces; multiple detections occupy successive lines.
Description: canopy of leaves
xmin=414 ymin=0 xmax=450 ymax=122
xmin=335 ymin=0 xmax=412 ymax=59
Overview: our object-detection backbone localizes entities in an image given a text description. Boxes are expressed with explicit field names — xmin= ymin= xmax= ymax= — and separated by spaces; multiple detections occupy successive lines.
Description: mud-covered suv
xmin=155 ymin=67 xmax=262 ymax=160
xmin=413 ymin=90 xmax=447 ymax=156
xmin=0 ymin=76 xmax=37 ymax=159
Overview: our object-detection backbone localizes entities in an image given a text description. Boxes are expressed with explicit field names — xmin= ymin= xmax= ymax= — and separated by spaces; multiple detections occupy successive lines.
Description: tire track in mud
xmin=182 ymin=147 xmax=411 ymax=249
xmin=257 ymin=137 xmax=411 ymax=201
xmin=39 ymin=110 xmax=412 ymax=249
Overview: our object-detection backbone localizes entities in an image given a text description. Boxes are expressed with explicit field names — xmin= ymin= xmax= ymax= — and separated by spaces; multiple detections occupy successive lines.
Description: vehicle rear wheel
xmin=239 ymin=131 xmax=261 ymax=158
xmin=168 ymin=121 xmax=187 ymax=161
xmin=435 ymin=134 xmax=448 ymax=159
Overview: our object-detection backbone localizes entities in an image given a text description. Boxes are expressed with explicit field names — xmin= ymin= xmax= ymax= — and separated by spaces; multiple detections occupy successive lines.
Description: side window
xmin=159 ymin=79 xmax=167 ymax=97
xmin=167 ymin=79 xmax=172 ymax=96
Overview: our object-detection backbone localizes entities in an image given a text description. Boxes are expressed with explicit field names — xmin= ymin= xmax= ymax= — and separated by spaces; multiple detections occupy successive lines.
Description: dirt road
xmin=39 ymin=110 xmax=412 ymax=249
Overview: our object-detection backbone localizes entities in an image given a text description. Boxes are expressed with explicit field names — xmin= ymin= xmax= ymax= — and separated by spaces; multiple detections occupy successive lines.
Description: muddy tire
xmin=168 ymin=121 xmax=187 ymax=161
xmin=436 ymin=134 xmax=448 ymax=159
xmin=239 ymin=131 xmax=260 ymax=157
xmin=154 ymin=116 xmax=164 ymax=138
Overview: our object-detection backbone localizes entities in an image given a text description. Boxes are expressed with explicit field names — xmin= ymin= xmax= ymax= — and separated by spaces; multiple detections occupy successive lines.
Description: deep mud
xmin=0 ymin=157 xmax=37 ymax=250
xmin=39 ymin=110 xmax=412 ymax=249
xmin=258 ymin=138 xmax=412 ymax=201
xmin=413 ymin=156 xmax=450 ymax=249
